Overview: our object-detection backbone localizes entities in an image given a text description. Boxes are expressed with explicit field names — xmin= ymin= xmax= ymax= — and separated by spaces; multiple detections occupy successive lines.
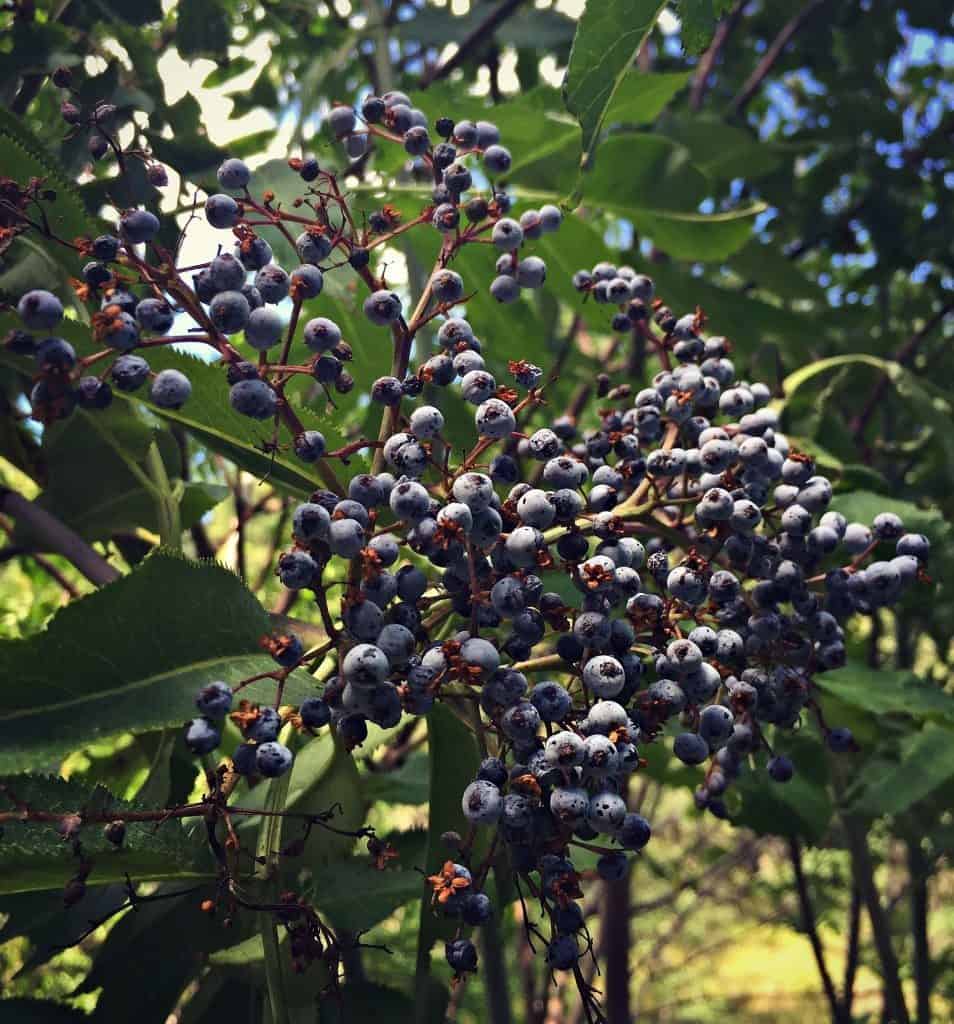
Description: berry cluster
xmin=198 ymin=255 xmax=926 ymax=983
xmin=5 ymin=92 xmax=928 ymax=1004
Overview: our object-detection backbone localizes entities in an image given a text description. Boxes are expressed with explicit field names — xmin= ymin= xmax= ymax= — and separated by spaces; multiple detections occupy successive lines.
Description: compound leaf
xmin=563 ymin=0 xmax=667 ymax=196
xmin=814 ymin=663 xmax=954 ymax=723
xmin=0 ymin=774 xmax=211 ymax=893
xmin=0 ymin=549 xmax=316 ymax=772
xmin=307 ymin=858 xmax=423 ymax=933
xmin=847 ymin=724 xmax=954 ymax=817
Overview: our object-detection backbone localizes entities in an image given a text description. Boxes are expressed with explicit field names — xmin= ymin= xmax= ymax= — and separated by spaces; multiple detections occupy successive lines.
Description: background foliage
xmin=0 ymin=1 xmax=952 ymax=1022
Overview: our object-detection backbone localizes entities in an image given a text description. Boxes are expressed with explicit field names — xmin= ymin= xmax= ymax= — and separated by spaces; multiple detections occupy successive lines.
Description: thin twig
xmin=10 ymin=0 xmax=74 ymax=114
xmin=730 ymin=0 xmax=832 ymax=116
xmin=689 ymin=0 xmax=747 ymax=111
xmin=420 ymin=0 xmax=526 ymax=88
xmin=31 ymin=554 xmax=81 ymax=598
xmin=0 ymin=489 xmax=119 ymax=586
xmin=849 ymin=300 xmax=953 ymax=442
xmin=787 ymin=837 xmax=845 ymax=1022
xmin=843 ymin=882 xmax=861 ymax=1020
xmin=907 ymin=838 xmax=933 ymax=1024
xmin=840 ymin=810 xmax=911 ymax=1024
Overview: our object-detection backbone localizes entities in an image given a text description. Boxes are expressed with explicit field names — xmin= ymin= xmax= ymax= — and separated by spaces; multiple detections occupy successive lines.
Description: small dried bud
xmin=63 ymin=878 xmax=87 ymax=908
xmin=93 ymin=102 xmax=117 ymax=123
xmin=57 ymin=814 xmax=83 ymax=840
xmin=88 ymin=134 xmax=109 ymax=160
xmin=60 ymin=101 xmax=81 ymax=125
xmin=104 ymin=820 xmax=126 ymax=846
xmin=52 ymin=66 xmax=73 ymax=88
xmin=440 ymin=830 xmax=463 ymax=850
xmin=147 ymin=163 xmax=168 ymax=187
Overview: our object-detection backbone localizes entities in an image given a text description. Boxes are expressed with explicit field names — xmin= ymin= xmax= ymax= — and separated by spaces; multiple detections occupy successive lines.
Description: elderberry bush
xmin=5 ymin=88 xmax=930 ymax=1004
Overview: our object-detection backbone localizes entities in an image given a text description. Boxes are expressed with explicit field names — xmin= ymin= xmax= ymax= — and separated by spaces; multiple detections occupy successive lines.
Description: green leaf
xmin=732 ymin=733 xmax=833 ymax=843
xmin=0 ymin=108 xmax=96 ymax=301
xmin=0 ymin=886 xmax=130 ymax=972
xmin=0 ymin=549 xmax=317 ymax=772
xmin=477 ymin=88 xmax=577 ymax=180
xmin=78 ymin=882 xmax=238 ymax=1022
xmin=202 ymin=57 xmax=256 ymax=88
xmin=209 ymin=928 xmax=334 ymax=1011
xmin=176 ymin=0 xmax=231 ymax=58
xmin=177 ymin=976 xmax=258 ymax=1024
xmin=209 ymin=933 xmax=265 ymax=970
xmin=0 ymin=237 xmax=65 ymax=309
xmin=363 ymin=751 xmax=429 ymax=805
xmin=782 ymin=353 xmax=892 ymax=398
xmin=659 ymin=114 xmax=792 ymax=183
xmin=782 ymin=353 xmax=954 ymax=475
xmin=18 ymin=405 xmax=225 ymax=543
xmin=727 ymin=238 xmax=827 ymax=304
xmin=0 ymin=775 xmax=210 ymax=893
xmin=232 ymin=732 xmax=367 ymax=891
xmin=0 ymin=312 xmax=339 ymax=499
xmin=288 ymin=734 xmax=367 ymax=867
xmin=815 ymin=664 xmax=954 ymax=723
xmin=604 ymin=71 xmax=691 ymax=124
xmin=318 ymin=983 xmax=416 ymax=1024
xmin=848 ymin=724 xmax=954 ymax=817
xmin=0 ymin=1000 xmax=88 ymax=1023
xmin=413 ymin=704 xmax=482 ymax=1022
xmin=144 ymin=348 xmax=340 ymax=498
xmin=639 ymin=733 xmax=705 ymax=789
xmin=588 ymin=132 xmax=708 ymax=209
xmin=147 ymin=129 xmax=224 ymax=178
xmin=514 ymin=134 xmax=763 ymax=259
xmin=308 ymin=858 xmax=422 ymax=933
xmin=646 ymin=259 xmax=817 ymax=356
xmin=733 ymin=771 xmax=833 ymax=843
xmin=101 ymin=0 xmax=164 ymax=26
xmin=622 ymin=202 xmax=762 ymax=262
xmin=0 ymin=109 xmax=93 ymax=243
xmin=396 ymin=5 xmax=574 ymax=49
xmin=828 ymin=490 xmax=950 ymax=545
xmin=226 ymin=129 xmax=278 ymax=159
xmin=677 ymin=0 xmax=723 ymax=54
xmin=563 ymin=0 xmax=667 ymax=189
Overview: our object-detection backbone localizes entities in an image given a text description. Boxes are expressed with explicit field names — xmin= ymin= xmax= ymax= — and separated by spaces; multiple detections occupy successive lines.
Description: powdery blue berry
xmin=229 ymin=378 xmax=277 ymax=420
xmin=293 ymin=430 xmax=326 ymax=462
xmin=217 ymin=157 xmax=251 ymax=190
xmin=245 ymin=306 xmax=284 ymax=350
xmin=492 ymin=218 xmax=523 ymax=251
xmin=277 ymin=549 xmax=317 ymax=589
xmin=363 ymin=290 xmax=403 ymax=325
xmin=461 ymin=780 xmax=503 ymax=825
xmin=18 ymin=289 xmax=63 ymax=331
xmin=119 ymin=208 xmax=160 ymax=244
xmin=150 ymin=369 xmax=191 ymax=409
xmin=195 ymin=680 xmax=232 ymax=718
xmin=210 ymin=290 xmax=250 ymax=334
xmin=111 ymin=354 xmax=150 ymax=392
xmin=475 ymin=397 xmax=516 ymax=438
xmin=185 ymin=717 xmax=220 ymax=754
xmin=256 ymin=741 xmax=294 ymax=778
xmin=490 ymin=274 xmax=519 ymax=303
xmin=206 ymin=194 xmax=240 ymax=229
